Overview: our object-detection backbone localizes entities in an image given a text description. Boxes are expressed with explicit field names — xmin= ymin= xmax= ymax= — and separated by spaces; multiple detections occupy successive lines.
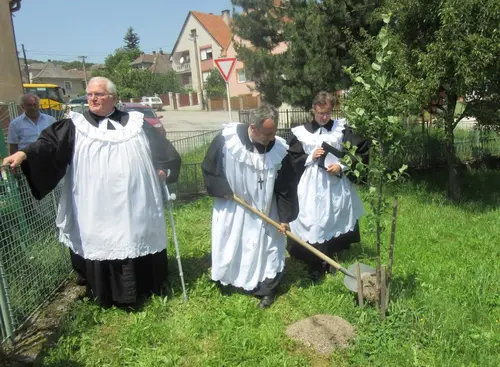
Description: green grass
xmin=40 ymin=170 xmax=500 ymax=366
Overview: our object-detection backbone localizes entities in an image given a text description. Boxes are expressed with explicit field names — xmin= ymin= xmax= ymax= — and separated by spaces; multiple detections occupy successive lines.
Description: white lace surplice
xmin=289 ymin=119 xmax=365 ymax=244
xmin=211 ymin=123 xmax=288 ymax=291
xmin=56 ymin=111 xmax=167 ymax=260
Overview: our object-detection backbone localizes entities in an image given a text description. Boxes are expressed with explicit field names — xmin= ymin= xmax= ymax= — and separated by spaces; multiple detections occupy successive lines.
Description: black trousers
xmin=287 ymin=221 xmax=361 ymax=272
xmin=70 ymin=249 xmax=168 ymax=307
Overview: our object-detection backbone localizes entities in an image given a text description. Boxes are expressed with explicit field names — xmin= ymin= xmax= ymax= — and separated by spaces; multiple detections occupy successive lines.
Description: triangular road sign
xmin=214 ymin=57 xmax=237 ymax=82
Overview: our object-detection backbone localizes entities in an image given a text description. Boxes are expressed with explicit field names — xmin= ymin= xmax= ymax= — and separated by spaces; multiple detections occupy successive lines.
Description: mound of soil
xmin=361 ymin=273 xmax=379 ymax=302
xmin=286 ymin=315 xmax=356 ymax=354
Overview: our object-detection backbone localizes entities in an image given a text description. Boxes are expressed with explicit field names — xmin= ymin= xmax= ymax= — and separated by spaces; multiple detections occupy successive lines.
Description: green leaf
xmin=381 ymin=38 xmax=389 ymax=50
xmin=355 ymin=76 xmax=365 ymax=84
xmin=356 ymin=108 xmax=365 ymax=116
xmin=382 ymin=14 xmax=391 ymax=24
xmin=371 ymin=62 xmax=381 ymax=71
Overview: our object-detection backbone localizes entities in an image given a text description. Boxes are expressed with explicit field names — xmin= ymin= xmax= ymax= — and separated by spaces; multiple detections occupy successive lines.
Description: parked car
xmin=141 ymin=96 xmax=164 ymax=111
xmin=69 ymin=95 xmax=88 ymax=104
xmin=118 ymin=102 xmax=166 ymax=136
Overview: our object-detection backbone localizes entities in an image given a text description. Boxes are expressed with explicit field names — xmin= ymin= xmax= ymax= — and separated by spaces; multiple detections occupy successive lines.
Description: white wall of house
xmin=32 ymin=77 xmax=86 ymax=99
xmin=0 ymin=0 xmax=23 ymax=102
xmin=225 ymin=38 xmax=257 ymax=97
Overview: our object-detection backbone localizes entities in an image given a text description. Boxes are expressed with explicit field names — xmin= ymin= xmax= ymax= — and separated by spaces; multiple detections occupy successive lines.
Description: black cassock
xmin=20 ymin=109 xmax=181 ymax=306
xmin=286 ymin=119 xmax=370 ymax=273
xmin=201 ymin=123 xmax=299 ymax=296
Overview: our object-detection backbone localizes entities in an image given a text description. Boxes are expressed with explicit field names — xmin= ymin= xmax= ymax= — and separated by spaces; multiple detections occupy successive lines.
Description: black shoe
xmin=308 ymin=267 xmax=325 ymax=282
xmin=257 ymin=295 xmax=274 ymax=309
xmin=76 ymin=274 xmax=87 ymax=286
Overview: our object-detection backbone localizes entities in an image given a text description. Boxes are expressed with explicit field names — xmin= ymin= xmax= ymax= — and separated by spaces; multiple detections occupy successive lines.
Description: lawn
xmin=40 ymin=169 xmax=500 ymax=367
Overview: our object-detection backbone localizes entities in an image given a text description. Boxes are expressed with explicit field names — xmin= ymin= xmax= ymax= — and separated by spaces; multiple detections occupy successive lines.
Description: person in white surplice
xmin=287 ymin=91 xmax=370 ymax=281
xmin=202 ymin=105 xmax=299 ymax=309
xmin=2 ymin=77 xmax=181 ymax=307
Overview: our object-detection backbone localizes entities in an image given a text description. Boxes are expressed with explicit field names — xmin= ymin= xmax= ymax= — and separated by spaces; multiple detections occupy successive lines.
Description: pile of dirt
xmin=286 ymin=315 xmax=356 ymax=354
xmin=361 ymin=273 xmax=379 ymax=302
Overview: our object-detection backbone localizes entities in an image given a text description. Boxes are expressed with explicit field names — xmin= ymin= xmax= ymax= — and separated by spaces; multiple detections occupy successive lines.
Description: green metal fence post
xmin=0 ymin=259 xmax=14 ymax=343
xmin=0 ymin=129 xmax=7 ymax=159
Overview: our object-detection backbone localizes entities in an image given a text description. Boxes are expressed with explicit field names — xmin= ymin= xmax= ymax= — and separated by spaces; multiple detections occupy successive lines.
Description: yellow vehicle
xmin=23 ymin=83 xmax=66 ymax=111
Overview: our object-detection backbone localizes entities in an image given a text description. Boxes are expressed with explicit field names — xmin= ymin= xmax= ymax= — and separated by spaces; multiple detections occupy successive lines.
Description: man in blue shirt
xmin=7 ymin=94 xmax=56 ymax=154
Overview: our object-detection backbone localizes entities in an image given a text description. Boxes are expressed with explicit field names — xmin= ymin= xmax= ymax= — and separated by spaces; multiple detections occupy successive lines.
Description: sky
xmin=12 ymin=0 xmax=235 ymax=64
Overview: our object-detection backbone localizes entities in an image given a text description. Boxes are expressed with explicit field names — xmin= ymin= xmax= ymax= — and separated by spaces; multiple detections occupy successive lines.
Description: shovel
xmin=232 ymin=194 xmax=375 ymax=292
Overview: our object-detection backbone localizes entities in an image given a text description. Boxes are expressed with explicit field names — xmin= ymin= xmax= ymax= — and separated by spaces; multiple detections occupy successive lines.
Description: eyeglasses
xmin=86 ymin=93 xmax=112 ymax=99
xmin=315 ymin=111 xmax=332 ymax=118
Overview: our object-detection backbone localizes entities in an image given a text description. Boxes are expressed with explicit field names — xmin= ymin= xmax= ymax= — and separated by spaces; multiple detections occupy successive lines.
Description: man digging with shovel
xmin=201 ymin=104 xmax=299 ymax=309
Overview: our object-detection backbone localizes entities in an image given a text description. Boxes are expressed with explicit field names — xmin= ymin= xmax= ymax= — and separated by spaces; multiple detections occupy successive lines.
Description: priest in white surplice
xmin=2 ymin=77 xmax=181 ymax=307
xmin=202 ymin=105 xmax=298 ymax=308
xmin=287 ymin=91 xmax=369 ymax=281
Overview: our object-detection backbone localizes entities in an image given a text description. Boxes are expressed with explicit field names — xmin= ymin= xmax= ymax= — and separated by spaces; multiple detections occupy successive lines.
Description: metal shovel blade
xmin=343 ymin=262 xmax=376 ymax=293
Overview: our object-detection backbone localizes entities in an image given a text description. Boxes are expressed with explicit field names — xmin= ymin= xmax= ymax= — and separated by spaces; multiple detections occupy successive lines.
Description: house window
xmin=237 ymin=69 xmax=247 ymax=83
xmin=64 ymin=81 xmax=72 ymax=90
xmin=202 ymin=71 xmax=211 ymax=82
xmin=200 ymin=47 xmax=213 ymax=61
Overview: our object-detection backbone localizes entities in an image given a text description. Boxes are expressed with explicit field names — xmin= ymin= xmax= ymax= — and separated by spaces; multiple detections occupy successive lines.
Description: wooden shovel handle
xmin=232 ymin=194 xmax=354 ymax=278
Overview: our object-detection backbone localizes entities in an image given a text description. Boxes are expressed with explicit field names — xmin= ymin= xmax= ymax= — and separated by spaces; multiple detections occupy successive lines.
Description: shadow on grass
xmin=389 ymin=273 xmax=418 ymax=300
xmin=398 ymin=166 xmax=500 ymax=212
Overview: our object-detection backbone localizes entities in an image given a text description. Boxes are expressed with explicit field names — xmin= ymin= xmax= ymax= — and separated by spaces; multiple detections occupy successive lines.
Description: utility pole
xmin=190 ymin=29 xmax=206 ymax=110
xmin=22 ymin=44 xmax=30 ymax=83
xmin=78 ymin=56 xmax=88 ymax=85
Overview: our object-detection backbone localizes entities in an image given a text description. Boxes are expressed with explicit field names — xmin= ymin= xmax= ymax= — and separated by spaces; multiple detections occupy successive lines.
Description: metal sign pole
xmin=226 ymin=82 xmax=232 ymax=122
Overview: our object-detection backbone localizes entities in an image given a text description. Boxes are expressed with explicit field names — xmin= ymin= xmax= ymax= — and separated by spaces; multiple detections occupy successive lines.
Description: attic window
xmin=200 ymin=47 xmax=213 ymax=61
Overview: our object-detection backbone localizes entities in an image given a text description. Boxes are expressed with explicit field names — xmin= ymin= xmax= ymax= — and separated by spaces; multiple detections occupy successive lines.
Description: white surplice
xmin=289 ymin=119 xmax=365 ymax=243
xmin=211 ymin=123 xmax=288 ymax=291
xmin=56 ymin=111 xmax=167 ymax=261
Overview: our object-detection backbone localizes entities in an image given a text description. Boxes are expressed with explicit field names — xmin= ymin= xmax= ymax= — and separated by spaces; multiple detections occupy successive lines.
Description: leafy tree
xmin=92 ymin=48 xmax=141 ymax=98
xmin=343 ymin=15 xmax=408 ymax=315
xmin=383 ymin=0 xmax=500 ymax=200
xmin=231 ymin=0 xmax=286 ymax=106
xmin=124 ymin=27 xmax=140 ymax=50
xmin=93 ymin=48 xmax=182 ymax=99
xmin=231 ymin=0 xmax=382 ymax=108
xmin=61 ymin=60 xmax=95 ymax=70
xmin=204 ymin=69 xmax=227 ymax=98
xmin=280 ymin=0 xmax=382 ymax=109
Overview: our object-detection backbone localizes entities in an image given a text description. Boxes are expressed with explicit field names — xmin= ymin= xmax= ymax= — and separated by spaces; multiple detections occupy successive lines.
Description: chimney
xmin=221 ymin=9 xmax=230 ymax=25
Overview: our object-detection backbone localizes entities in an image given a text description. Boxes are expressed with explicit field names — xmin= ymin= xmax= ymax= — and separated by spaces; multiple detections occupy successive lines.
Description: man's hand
xmin=312 ymin=147 xmax=325 ymax=161
xmin=326 ymin=163 xmax=342 ymax=175
xmin=2 ymin=151 xmax=27 ymax=169
xmin=158 ymin=169 xmax=167 ymax=181
xmin=278 ymin=223 xmax=289 ymax=234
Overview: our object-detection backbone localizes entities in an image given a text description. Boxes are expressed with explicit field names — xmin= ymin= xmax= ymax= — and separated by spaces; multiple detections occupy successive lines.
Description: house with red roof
xmin=170 ymin=9 xmax=256 ymax=103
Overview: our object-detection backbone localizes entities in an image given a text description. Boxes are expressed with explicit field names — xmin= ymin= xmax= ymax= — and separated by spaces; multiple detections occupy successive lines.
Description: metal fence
xmin=239 ymin=108 xmax=344 ymax=129
xmin=0 ymin=170 xmax=70 ymax=343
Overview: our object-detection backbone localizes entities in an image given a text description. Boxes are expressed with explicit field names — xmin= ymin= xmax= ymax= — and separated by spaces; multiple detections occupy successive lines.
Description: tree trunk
xmin=444 ymin=93 xmax=462 ymax=201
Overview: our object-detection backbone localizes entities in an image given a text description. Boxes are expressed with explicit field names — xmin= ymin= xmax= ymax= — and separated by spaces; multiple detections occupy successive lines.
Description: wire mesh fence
xmin=0 ymin=168 xmax=71 ymax=343
xmin=239 ymin=108 xmax=345 ymax=129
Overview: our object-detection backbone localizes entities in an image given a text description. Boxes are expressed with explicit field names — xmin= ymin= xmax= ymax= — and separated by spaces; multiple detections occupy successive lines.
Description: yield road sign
xmin=214 ymin=57 xmax=237 ymax=82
